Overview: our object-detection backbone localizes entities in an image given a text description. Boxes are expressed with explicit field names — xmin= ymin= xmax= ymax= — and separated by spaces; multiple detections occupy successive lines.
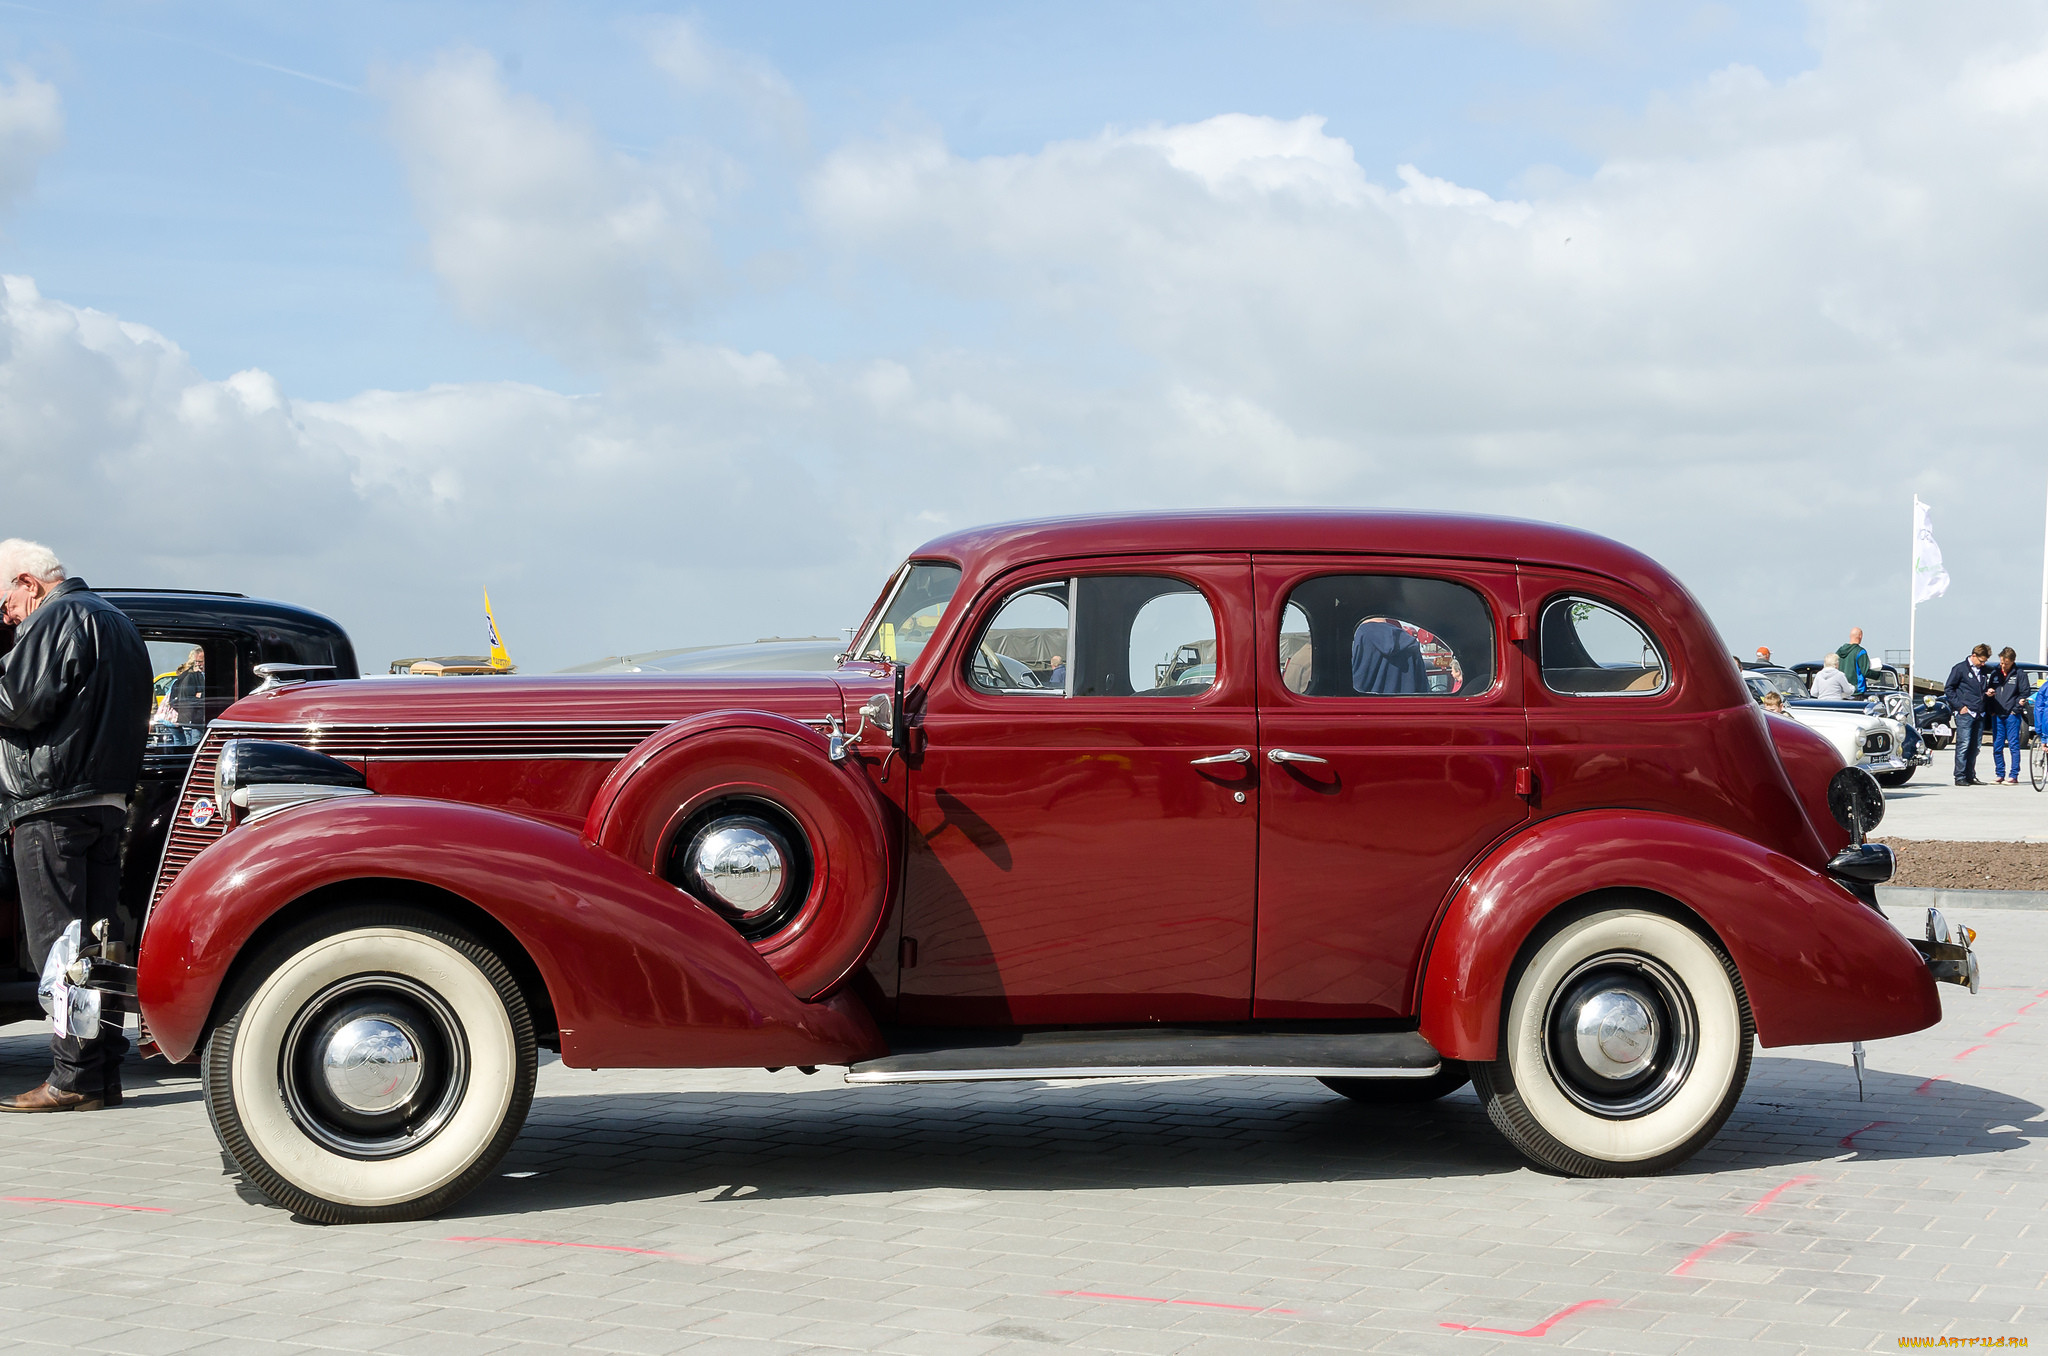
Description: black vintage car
xmin=1 ymin=590 xmax=357 ymax=1023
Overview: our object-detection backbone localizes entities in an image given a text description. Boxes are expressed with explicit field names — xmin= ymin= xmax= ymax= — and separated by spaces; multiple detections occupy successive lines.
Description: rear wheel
xmin=1472 ymin=908 xmax=1751 ymax=1177
xmin=202 ymin=905 xmax=536 ymax=1224
xmin=2032 ymin=741 xmax=2047 ymax=791
xmin=1321 ymin=1061 xmax=1469 ymax=1104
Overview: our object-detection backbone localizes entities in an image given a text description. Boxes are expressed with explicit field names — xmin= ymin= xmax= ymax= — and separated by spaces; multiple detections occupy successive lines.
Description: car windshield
xmin=1753 ymin=669 xmax=1811 ymax=699
xmin=853 ymin=562 xmax=962 ymax=668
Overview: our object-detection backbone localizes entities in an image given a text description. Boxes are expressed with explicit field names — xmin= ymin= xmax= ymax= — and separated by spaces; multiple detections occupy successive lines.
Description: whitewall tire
xmin=1472 ymin=907 xmax=1752 ymax=1176
xmin=202 ymin=906 xmax=536 ymax=1223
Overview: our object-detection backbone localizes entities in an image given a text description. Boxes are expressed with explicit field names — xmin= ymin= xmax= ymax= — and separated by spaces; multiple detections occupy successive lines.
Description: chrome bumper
xmin=1910 ymin=908 xmax=1980 ymax=993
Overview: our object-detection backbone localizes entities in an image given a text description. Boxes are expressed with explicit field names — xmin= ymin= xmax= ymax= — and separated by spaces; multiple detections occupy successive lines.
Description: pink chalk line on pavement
xmin=1746 ymin=1174 xmax=1818 ymax=1214
xmin=1954 ymin=1044 xmax=1988 ymax=1062
xmin=2016 ymin=1002 xmax=2038 ymax=1016
xmin=3 ymin=1196 xmax=168 ymax=1213
xmin=1839 ymin=1121 xmax=1890 ymax=1150
xmin=1672 ymin=1231 xmax=1753 ymax=1276
xmin=1439 ymin=1298 xmax=1613 ymax=1337
xmin=1985 ymin=1022 xmax=2018 ymax=1037
xmin=445 ymin=1235 xmax=705 ymax=1262
xmin=1914 ymin=1075 xmax=1947 ymax=1095
xmin=1050 ymin=1290 xmax=1295 ymax=1315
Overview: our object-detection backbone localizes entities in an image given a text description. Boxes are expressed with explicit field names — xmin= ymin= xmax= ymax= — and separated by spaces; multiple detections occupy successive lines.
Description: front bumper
xmin=1910 ymin=907 xmax=1981 ymax=993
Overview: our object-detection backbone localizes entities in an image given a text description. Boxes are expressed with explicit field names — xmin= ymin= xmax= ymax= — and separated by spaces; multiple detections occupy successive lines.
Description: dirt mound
xmin=1874 ymin=838 xmax=2048 ymax=890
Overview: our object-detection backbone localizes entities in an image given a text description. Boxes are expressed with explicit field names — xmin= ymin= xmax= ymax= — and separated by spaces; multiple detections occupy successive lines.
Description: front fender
xmin=1417 ymin=809 xmax=1940 ymax=1061
xmin=137 ymin=796 xmax=885 ymax=1069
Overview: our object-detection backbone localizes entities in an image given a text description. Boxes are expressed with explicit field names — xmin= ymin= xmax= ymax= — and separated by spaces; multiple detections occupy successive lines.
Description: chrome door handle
xmin=1267 ymin=748 xmax=1328 ymax=765
xmin=1189 ymin=748 xmax=1252 ymax=766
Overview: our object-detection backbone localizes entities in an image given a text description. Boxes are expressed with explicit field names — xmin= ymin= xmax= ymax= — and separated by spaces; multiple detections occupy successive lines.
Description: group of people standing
xmin=1945 ymin=644 xmax=2034 ymax=786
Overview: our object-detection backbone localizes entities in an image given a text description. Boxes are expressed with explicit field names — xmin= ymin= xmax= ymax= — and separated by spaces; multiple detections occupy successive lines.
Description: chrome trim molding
xmin=843 ymin=1063 xmax=1443 ymax=1085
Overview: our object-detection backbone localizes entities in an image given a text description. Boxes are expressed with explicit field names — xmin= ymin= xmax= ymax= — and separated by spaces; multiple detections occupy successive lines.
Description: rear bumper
xmin=1911 ymin=908 xmax=1981 ymax=993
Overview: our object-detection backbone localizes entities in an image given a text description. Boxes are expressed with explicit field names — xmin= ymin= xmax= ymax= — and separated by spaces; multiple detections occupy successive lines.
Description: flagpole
xmin=2038 ymin=479 xmax=2048 ymax=665
xmin=1910 ymin=496 xmax=1919 ymax=691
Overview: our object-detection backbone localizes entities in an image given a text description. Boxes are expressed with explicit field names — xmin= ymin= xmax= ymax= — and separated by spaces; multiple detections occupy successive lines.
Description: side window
xmin=968 ymin=575 xmax=1220 ymax=698
xmin=1113 ymin=579 xmax=1217 ymax=697
xmin=969 ymin=582 xmax=1069 ymax=694
xmin=1277 ymin=575 xmax=1494 ymax=696
xmin=1540 ymin=596 xmax=1668 ymax=696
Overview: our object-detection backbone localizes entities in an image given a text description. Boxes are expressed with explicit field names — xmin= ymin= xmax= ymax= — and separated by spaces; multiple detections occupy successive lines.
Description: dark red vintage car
xmin=125 ymin=512 xmax=1973 ymax=1222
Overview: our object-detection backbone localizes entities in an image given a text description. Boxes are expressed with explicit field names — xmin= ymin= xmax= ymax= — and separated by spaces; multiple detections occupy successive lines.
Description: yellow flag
xmin=484 ymin=590 xmax=514 ymax=671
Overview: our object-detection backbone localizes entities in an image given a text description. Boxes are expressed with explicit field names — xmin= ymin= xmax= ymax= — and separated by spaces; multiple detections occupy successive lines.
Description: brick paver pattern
xmin=1 ymin=912 xmax=2043 ymax=1355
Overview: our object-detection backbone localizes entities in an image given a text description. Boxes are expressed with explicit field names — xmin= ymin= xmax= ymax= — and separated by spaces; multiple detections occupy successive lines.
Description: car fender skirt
xmin=1418 ymin=809 xmax=1940 ymax=1061
xmin=583 ymin=710 xmax=897 ymax=1002
xmin=136 ymin=796 xmax=886 ymax=1069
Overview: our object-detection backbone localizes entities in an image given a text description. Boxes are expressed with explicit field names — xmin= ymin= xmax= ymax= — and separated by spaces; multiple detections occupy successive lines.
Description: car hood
xmin=219 ymin=672 xmax=852 ymax=729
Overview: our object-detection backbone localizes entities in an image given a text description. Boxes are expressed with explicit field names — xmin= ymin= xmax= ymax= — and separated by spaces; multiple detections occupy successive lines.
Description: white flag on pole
xmin=1913 ymin=497 xmax=1950 ymax=604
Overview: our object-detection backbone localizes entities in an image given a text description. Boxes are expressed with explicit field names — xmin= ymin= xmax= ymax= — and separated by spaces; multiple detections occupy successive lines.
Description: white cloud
xmin=646 ymin=16 xmax=806 ymax=149
xmin=0 ymin=66 xmax=61 ymax=213
xmin=17 ymin=6 xmax=2048 ymax=674
xmin=380 ymin=51 xmax=714 ymax=362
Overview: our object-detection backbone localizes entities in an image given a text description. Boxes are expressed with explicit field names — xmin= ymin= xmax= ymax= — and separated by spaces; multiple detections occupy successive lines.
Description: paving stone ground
xmin=0 ymin=915 xmax=2043 ymax=1355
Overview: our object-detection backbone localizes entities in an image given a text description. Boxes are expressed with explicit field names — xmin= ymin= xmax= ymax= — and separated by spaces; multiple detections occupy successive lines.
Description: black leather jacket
xmin=0 ymin=578 xmax=152 ymax=825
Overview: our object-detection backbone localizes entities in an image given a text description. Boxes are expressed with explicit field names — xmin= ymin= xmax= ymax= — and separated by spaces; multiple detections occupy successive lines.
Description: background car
xmin=0 ymin=590 xmax=356 ymax=1025
xmin=1741 ymin=667 xmax=1924 ymax=787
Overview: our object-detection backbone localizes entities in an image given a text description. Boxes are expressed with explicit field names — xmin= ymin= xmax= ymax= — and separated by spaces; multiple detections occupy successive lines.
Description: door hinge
xmin=898 ymin=936 xmax=919 ymax=969
xmin=1507 ymin=612 xmax=1530 ymax=642
xmin=1515 ymin=766 xmax=1536 ymax=798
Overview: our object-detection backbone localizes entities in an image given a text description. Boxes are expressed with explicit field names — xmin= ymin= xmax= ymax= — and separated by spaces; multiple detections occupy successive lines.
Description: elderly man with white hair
xmin=0 ymin=539 xmax=150 ymax=1112
xmin=1810 ymin=653 xmax=1859 ymax=701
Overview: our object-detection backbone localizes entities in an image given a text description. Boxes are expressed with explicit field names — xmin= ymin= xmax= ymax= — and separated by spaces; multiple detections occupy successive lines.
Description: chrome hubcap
xmin=1541 ymin=952 xmax=1697 ymax=1120
xmin=279 ymin=976 xmax=468 ymax=1159
xmin=689 ymin=825 xmax=787 ymax=918
xmin=1573 ymin=989 xmax=1658 ymax=1079
xmin=320 ymin=1017 xmax=424 ymax=1115
xmin=668 ymin=804 xmax=812 ymax=941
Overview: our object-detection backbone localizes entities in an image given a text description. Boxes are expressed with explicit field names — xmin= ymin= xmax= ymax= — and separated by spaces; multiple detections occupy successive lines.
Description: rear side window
xmin=968 ymin=575 xmax=1219 ymax=698
xmin=1540 ymin=596 xmax=1668 ymax=695
xmin=1277 ymin=575 xmax=1494 ymax=696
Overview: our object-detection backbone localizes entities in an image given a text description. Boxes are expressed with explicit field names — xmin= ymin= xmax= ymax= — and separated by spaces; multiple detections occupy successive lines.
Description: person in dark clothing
xmin=1985 ymin=645 xmax=2032 ymax=784
xmin=0 ymin=540 xmax=151 ymax=1112
xmin=1944 ymin=643 xmax=1995 ymax=786
xmin=1352 ymin=617 xmax=1428 ymax=694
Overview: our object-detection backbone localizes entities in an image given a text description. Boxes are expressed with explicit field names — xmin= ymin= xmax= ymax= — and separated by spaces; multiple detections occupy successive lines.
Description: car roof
xmin=909 ymin=510 xmax=1672 ymax=590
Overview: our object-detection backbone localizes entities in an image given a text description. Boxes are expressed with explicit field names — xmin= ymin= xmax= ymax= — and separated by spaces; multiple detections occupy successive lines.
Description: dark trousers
xmin=1953 ymin=710 xmax=1985 ymax=783
xmin=14 ymin=806 xmax=129 ymax=1094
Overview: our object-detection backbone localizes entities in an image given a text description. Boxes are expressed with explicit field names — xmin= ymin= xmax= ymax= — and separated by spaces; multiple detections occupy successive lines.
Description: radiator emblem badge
xmin=190 ymin=797 xmax=217 ymax=828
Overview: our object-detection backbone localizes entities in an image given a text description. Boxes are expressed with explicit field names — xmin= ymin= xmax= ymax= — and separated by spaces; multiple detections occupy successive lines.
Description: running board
xmin=844 ymin=1027 xmax=1440 ymax=1085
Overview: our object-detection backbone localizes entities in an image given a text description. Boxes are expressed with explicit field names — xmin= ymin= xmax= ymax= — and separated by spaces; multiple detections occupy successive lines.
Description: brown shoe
xmin=0 ymin=1082 xmax=104 ymax=1113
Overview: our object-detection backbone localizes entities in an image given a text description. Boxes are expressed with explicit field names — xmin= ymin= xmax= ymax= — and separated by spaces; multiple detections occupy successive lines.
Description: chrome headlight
xmin=214 ymin=739 xmax=371 ymax=823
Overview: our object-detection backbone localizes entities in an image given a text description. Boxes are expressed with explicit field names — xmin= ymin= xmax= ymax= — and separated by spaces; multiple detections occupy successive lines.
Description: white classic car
xmin=1743 ymin=668 xmax=1925 ymax=787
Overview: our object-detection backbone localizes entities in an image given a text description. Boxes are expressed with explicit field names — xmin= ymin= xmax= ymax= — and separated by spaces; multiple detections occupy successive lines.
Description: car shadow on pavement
xmin=0 ymin=1022 xmax=203 ymax=1108
xmin=436 ymin=1054 xmax=2042 ymax=1220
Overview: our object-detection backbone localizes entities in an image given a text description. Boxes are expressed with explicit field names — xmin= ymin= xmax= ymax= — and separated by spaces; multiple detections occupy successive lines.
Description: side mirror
xmin=1826 ymin=766 xmax=1886 ymax=844
xmin=859 ymin=694 xmax=893 ymax=738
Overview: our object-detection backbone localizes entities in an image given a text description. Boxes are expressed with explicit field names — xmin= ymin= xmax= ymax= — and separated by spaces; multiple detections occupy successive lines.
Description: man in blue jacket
xmin=1945 ymin=643 xmax=1995 ymax=786
xmin=0 ymin=540 xmax=151 ymax=1112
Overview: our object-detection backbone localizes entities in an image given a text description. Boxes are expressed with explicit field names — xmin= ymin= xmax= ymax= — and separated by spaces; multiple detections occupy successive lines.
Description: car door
xmin=899 ymin=555 xmax=1259 ymax=1025
xmin=1251 ymin=557 xmax=1529 ymax=1018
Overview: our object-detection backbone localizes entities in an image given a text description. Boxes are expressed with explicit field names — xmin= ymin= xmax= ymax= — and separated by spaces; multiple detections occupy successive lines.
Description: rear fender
xmin=1417 ymin=809 xmax=1939 ymax=1060
xmin=136 ymin=797 xmax=885 ymax=1069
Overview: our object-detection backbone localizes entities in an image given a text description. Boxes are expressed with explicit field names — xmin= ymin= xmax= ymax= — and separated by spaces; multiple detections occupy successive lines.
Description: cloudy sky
xmin=0 ymin=1 xmax=2043 ymax=674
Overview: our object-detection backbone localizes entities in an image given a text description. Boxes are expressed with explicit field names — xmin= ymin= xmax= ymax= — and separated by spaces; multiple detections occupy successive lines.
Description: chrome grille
xmin=150 ymin=728 xmax=231 ymax=912
xmin=1863 ymin=732 xmax=1892 ymax=755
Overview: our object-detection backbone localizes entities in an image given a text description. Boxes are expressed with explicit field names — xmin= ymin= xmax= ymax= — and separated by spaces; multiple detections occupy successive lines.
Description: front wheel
xmin=202 ymin=905 xmax=537 ymax=1224
xmin=1472 ymin=908 xmax=1752 ymax=1177
xmin=2031 ymin=742 xmax=2047 ymax=791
